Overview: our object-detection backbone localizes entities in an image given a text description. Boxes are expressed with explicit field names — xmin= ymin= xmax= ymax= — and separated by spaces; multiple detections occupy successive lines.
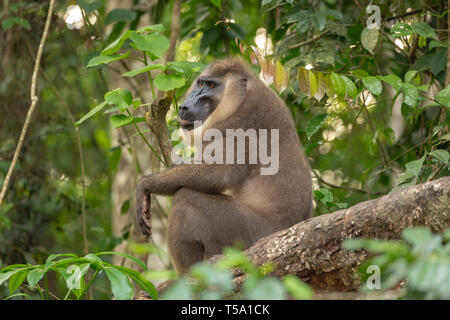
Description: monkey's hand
xmin=136 ymin=185 xmax=152 ymax=236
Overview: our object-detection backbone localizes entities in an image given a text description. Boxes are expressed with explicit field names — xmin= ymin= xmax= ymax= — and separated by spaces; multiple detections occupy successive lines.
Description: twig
xmin=0 ymin=0 xmax=56 ymax=207
xmin=312 ymin=170 xmax=385 ymax=196
xmin=289 ymin=30 xmax=330 ymax=49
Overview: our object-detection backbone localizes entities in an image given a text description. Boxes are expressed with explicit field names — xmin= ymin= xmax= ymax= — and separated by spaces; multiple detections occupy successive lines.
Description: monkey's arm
xmin=135 ymin=164 xmax=249 ymax=235
xmin=139 ymin=163 xmax=249 ymax=194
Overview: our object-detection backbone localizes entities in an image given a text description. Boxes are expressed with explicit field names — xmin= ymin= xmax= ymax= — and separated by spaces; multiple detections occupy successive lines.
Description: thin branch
xmin=288 ymin=30 xmax=330 ymax=49
xmin=0 ymin=0 xmax=56 ymax=206
xmin=312 ymin=170 xmax=385 ymax=196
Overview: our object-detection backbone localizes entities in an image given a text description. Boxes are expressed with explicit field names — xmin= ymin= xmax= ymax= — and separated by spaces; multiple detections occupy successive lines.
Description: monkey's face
xmin=178 ymin=77 xmax=224 ymax=130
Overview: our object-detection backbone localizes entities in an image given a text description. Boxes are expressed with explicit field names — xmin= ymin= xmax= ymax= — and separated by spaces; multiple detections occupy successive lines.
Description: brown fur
xmin=136 ymin=58 xmax=312 ymax=272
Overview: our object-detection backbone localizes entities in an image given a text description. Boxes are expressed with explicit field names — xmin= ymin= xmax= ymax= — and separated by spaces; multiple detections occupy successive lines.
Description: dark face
xmin=178 ymin=77 xmax=223 ymax=130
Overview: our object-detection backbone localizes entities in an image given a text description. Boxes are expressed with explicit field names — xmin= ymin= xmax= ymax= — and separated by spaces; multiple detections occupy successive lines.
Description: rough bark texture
xmin=208 ymin=176 xmax=450 ymax=291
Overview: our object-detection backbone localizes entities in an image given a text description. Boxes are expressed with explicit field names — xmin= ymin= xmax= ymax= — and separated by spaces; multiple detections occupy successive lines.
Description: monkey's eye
xmin=208 ymin=82 xmax=216 ymax=89
xmin=198 ymin=81 xmax=204 ymax=88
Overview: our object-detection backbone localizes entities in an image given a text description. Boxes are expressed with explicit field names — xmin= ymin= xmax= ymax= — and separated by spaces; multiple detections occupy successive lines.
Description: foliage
xmin=0 ymin=0 xmax=449 ymax=300
xmin=156 ymin=247 xmax=313 ymax=300
xmin=344 ymin=227 xmax=450 ymax=299
xmin=0 ymin=252 xmax=157 ymax=300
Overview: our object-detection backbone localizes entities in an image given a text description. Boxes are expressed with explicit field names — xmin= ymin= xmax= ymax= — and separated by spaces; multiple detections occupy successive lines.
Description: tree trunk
xmin=208 ymin=176 xmax=450 ymax=291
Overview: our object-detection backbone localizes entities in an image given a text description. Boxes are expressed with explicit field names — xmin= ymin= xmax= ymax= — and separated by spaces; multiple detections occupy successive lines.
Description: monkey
xmin=136 ymin=58 xmax=312 ymax=273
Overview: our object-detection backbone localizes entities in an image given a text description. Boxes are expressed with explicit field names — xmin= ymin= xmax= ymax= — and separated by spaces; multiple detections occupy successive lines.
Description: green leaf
xmin=101 ymin=31 xmax=131 ymax=55
xmin=190 ymin=263 xmax=233 ymax=292
xmin=105 ymin=88 xmax=133 ymax=111
xmin=362 ymin=76 xmax=382 ymax=95
xmin=27 ymin=268 xmax=46 ymax=288
xmin=154 ymin=73 xmax=185 ymax=91
xmin=110 ymin=115 xmax=145 ymax=128
xmin=405 ymin=156 xmax=425 ymax=177
xmin=401 ymin=83 xmax=419 ymax=107
xmin=378 ymin=74 xmax=403 ymax=91
xmin=137 ymin=24 xmax=165 ymax=34
xmin=0 ymin=271 xmax=15 ymax=287
xmin=310 ymin=13 xmax=326 ymax=31
xmin=361 ymin=27 xmax=379 ymax=53
xmin=1 ymin=18 xmax=15 ymax=30
xmin=76 ymin=101 xmax=107 ymax=125
xmin=305 ymin=114 xmax=327 ymax=140
xmin=340 ymin=75 xmax=357 ymax=98
xmin=330 ymin=72 xmax=346 ymax=98
xmin=245 ymin=276 xmax=287 ymax=300
xmin=314 ymin=188 xmax=334 ymax=205
xmin=121 ymin=64 xmax=166 ymax=77
xmin=8 ymin=270 xmax=29 ymax=294
xmin=351 ymin=69 xmax=369 ymax=78
xmin=111 ymin=265 xmax=157 ymax=299
xmin=297 ymin=67 xmax=310 ymax=95
xmin=210 ymin=0 xmax=222 ymax=9
xmin=105 ymin=9 xmax=137 ymax=26
xmin=429 ymin=149 xmax=449 ymax=164
xmin=104 ymin=267 xmax=133 ymax=300
xmin=129 ymin=32 xmax=170 ymax=58
xmin=14 ymin=18 xmax=30 ymax=30
xmin=309 ymin=71 xmax=318 ymax=98
xmin=436 ymin=86 xmax=450 ymax=108
xmin=429 ymin=40 xmax=450 ymax=50
xmin=86 ymin=51 xmax=130 ymax=68
xmin=283 ymin=275 xmax=313 ymax=299
xmin=110 ymin=114 xmax=145 ymax=129
xmin=96 ymin=252 xmax=148 ymax=271
xmin=161 ymin=277 xmax=193 ymax=300
xmin=405 ymin=70 xmax=419 ymax=83
xmin=391 ymin=22 xmax=413 ymax=37
xmin=77 ymin=0 xmax=102 ymax=13
xmin=411 ymin=22 xmax=436 ymax=39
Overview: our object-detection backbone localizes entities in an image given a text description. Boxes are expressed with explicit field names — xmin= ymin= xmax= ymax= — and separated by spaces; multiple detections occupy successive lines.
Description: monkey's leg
xmin=168 ymin=188 xmax=273 ymax=273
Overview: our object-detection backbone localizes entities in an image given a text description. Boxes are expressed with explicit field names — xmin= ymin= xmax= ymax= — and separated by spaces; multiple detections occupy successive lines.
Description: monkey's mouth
xmin=179 ymin=119 xmax=195 ymax=130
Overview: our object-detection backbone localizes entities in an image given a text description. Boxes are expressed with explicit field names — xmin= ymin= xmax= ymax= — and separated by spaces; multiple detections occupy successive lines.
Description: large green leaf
xmin=27 ymin=268 xmax=47 ymax=288
xmin=362 ymin=76 xmax=382 ymax=95
xmin=104 ymin=88 xmax=133 ymax=111
xmin=86 ymin=51 xmax=130 ymax=68
xmin=104 ymin=267 xmax=133 ymax=300
xmin=305 ymin=114 xmax=327 ymax=140
xmin=401 ymin=83 xmax=419 ymax=107
xmin=154 ymin=73 xmax=185 ymax=91
xmin=391 ymin=22 xmax=413 ymax=37
xmin=105 ymin=9 xmax=137 ymax=26
xmin=340 ymin=75 xmax=357 ymax=98
xmin=411 ymin=22 xmax=436 ymax=39
xmin=96 ymin=252 xmax=148 ymax=271
xmin=429 ymin=149 xmax=449 ymax=165
xmin=8 ymin=270 xmax=29 ymax=295
xmin=121 ymin=64 xmax=166 ymax=77
xmin=129 ymin=32 xmax=170 ymax=58
xmin=102 ymin=31 xmax=131 ymax=55
xmin=378 ymin=74 xmax=403 ymax=91
xmin=361 ymin=27 xmax=379 ymax=53
xmin=436 ymin=86 xmax=450 ymax=108
xmin=77 ymin=0 xmax=102 ymax=13
xmin=405 ymin=156 xmax=425 ymax=177
xmin=110 ymin=115 xmax=145 ymax=128
xmin=330 ymin=72 xmax=346 ymax=98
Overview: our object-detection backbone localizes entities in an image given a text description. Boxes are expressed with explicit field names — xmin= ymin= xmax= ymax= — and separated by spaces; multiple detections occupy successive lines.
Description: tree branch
xmin=0 ymin=0 xmax=56 ymax=207
xmin=209 ymin=177 xmax=450 ymax=292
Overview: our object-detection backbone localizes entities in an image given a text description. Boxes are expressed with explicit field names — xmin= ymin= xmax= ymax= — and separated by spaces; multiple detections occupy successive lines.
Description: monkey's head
xmin=179 ymin=58 xmax=253 ymax=133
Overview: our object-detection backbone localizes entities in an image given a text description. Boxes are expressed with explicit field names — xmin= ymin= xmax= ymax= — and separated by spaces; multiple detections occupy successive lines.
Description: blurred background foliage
xmin=0 ymin=0 xmax=449 ymax=299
